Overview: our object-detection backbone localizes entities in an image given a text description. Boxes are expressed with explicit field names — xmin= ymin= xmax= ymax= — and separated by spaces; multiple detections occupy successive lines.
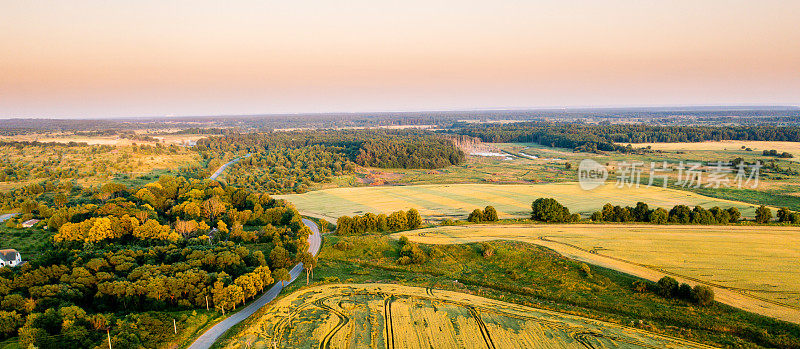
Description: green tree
xmin=531 ymin=198 xmax=571 ymax=223
xmin=755 ymin=205 xmax=772 ymax=223
xmin=693 ymin=285 xmax=715 ymax=306
xmin=648 ymin=208 xmax=668 ymax=224
xmin=468 ymin=209 xmax=484 ymax=223
xmin=483 ymin=206 xmax=499 ymax=221
xmin=406 ymin=208 xmax=422 ymax=229
xmin=269 ymin=246 xmax=292 ymax=270
xmin=657 ymin=276 xmax=679 ymax=298
xmin=274 ymin=268 xmax=291 ymax=287
xmin=298 ymin=252 xmax=317 ymax=285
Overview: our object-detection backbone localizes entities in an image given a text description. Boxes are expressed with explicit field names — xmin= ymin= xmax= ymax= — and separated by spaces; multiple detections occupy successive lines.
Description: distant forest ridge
xmin=2 ymin=106 xmax=800 ymax=134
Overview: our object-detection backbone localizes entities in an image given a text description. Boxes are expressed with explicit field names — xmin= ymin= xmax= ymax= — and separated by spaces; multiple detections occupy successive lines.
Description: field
xmin=0 ymin=141 xmax=202 ymax=190
xmin=393 ymin=223 xmax=800 ymax=322
xmin=623 ymin=140 xmax=800 ymax=161
xmin=224 ymin=283 xmax=712 ymax=349
xmin=276 ymin=182 xmax=762 ymax=221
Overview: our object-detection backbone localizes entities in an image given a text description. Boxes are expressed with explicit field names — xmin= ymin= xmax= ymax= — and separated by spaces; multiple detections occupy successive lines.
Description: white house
xmin=0 ymin=249 xmax=21 ymax=267
xmin=21 ymin=219 xmax=40 ymax=228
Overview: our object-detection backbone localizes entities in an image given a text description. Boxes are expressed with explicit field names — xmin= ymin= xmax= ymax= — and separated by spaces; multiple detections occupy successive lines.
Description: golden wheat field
xmin=394 ymin=224 xmax=800 ymax=312
xmin=225 ymin=284 xmax=713 ymax=349
xmin=623 ymin=140 xmax=800 ymax=160
xmin=276 ymin=183 xmax=762 ymax=221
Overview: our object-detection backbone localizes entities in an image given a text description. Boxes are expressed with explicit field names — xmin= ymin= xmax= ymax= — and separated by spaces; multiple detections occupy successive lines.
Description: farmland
xmin=223 ymin=283 xmax=712 ymax=349
xmin=393 ymin=223 xmax=800 ymax=321
xmin=275 ymin=183 xmax=762 ymax=221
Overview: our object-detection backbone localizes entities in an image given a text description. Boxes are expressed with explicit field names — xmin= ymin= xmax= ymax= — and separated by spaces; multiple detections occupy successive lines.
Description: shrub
xmin=483 ymin=206 xmax=499 ymax=221
xmin=531 ymin=198 xmax=571 ymax=223
xmin=693 ymin=285 xmax=715 ymax=305
xmin=468 ymin=209 xmax=484 ymax=223
xmin=755 ymin=205 xmax=772 ymax=223
xmin=479 ymin=243 xmax=495 ymax=258
xmin=632 ymin=280 xmax=649 ymax=293
xmin=657 ymin=276 xmax=679 ymax=298
xmin=649 ymin=208 xmax=668 ymax=224
xmin=579 ymin=263 xmax=592 ymax=278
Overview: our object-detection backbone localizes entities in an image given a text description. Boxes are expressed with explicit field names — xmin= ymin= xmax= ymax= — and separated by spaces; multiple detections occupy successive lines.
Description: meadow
xmin=275 ymin=182 xmax=762 ymax=221
xmin=394 ymin=223 xmax=800 ymax=320
xmin=223 ymin=283 xmax=713 ymax=349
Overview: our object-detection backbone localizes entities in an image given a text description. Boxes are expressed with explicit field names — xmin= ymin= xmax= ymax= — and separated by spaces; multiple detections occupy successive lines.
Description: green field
xmin=224 ymin=284 xmax=713 ymax=349
xmin=394 ymin=223 xmax=800 ymax=315
xmin=276 ymin=182 xmax=762 ymax=221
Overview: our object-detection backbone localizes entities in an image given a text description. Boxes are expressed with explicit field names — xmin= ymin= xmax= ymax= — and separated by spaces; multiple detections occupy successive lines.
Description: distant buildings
xmin=0 ymin=249 xmax=21 ymax=267
xmin=21 ymin=219 xmax=41 ymax=228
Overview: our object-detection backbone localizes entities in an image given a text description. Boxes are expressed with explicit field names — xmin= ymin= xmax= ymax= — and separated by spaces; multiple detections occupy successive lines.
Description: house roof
xmin=21 ymin=219 xmax=40 ymax=226
xmin=0 ymin=249 xmax=19 ymax=262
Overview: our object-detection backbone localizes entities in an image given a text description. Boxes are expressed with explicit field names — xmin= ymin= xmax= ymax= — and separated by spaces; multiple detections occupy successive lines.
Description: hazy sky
xmin=2 ymin=1 xmax=799 ymax=118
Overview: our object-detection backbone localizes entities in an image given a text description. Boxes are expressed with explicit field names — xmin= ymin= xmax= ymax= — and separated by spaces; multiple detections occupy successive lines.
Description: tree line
xmin=193 ymin=130 xmax=465 ymax=193
xmin=449 ymin=122 xmax=800 ymax=153
xmin=335 ymin=209 xmax=422 ymax=235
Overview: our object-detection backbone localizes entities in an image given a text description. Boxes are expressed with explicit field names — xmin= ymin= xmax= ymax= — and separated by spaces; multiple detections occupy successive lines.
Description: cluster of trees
xmin=467 ymin=206 xmax=499 ymax=222
xmin=396 ymin=236 xmax=426 ymax=265
xmin=589 ymin=202 xmax=793 ymax=225
xmin=763 ymin=149 xmax=794 ymax=158
xmin=194 ymin=130 xmax=464 ymax=193
xmin=590 ymin=202 xmax=742 ymax=224
xmin=335 ymin=209 xmax=422 ymax=235
xmin=0 ymin=241 xmax=279 ymax=347
xmin=530 ymin=198 xmax=579 ymax=223
xmin=450 ymin=122 xmax=800 ymax=153
xmin=0 ymin=173 xmax=314 ymax=347
xmin=643 ymin=277 xmax=715 ymax=306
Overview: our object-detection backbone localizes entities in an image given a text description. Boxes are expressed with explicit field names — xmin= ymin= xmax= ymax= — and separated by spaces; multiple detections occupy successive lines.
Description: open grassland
xmin=224 ymin=283 xmax=712 ymax=349
xmin=276 ymin=183 xmax=762 ymax=221
xmin=0 ymin=132 xmax=212 ymax=146
xmin=394 ymin=223 xmax=800 ymax=322
xmin=0 ymin=143 xmax=201 ymax=190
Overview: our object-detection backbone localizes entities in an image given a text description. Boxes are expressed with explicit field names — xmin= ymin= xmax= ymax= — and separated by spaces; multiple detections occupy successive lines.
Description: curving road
xmin=208 ymin=154 xmax=251 ymax=180
xmin=188 ymin=155 xmax=322 ymax=349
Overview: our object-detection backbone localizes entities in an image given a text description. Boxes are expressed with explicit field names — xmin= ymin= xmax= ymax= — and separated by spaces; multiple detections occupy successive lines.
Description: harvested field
xmin=225 ymin=283 xmax=713 ymax=349
xmin=393 ymin=223 xmax=800 ymax=322
xmin=276 ymin=183 xmax=762 ymax=221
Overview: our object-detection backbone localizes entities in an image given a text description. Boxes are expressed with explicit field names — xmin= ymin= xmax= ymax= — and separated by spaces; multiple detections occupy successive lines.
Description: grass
xmin=276 ymin=182 xmax=763 ymax=222
xmin=0 ymin=227 xmax=52 ymax=260
xmin=216 ymin=235 xmax=800 ymax=348
xmin=394 ymin=223 xmax=800 ymax=311
xmin=221 ymin=283 xmax=714 ymax=349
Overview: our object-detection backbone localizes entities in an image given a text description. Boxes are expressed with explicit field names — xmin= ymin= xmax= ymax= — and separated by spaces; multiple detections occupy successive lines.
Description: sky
xmin=1 ymin=1 xmax=799 ymax=118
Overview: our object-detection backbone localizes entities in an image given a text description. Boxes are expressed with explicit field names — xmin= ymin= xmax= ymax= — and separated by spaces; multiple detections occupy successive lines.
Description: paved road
xmin=208 ymin=154 xmax=251 ymax=180
xmin=188 ymin=218 xmax=321 ymax=349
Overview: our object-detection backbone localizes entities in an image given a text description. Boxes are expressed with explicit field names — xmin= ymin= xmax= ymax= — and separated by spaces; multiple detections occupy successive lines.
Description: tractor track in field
xmin=314 ymin=296 xmax=350 ymax=349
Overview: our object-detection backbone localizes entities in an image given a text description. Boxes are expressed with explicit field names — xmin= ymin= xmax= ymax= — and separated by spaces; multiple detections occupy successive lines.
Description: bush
xmin=755 ymin=205 xmax=772 ymax=223
xmin=579 ymin=263 xmax=592 ymax=278
xmin=632 ymin=280 xmax=649 ymax=293
xmin=531 ymin=198 xmax=571 ymax=223
xmin=693 ymin=285 xmax=715 ymax=305
xmin=649 ymin=208 xmax=668 ymax=224
xmin=468 ymin=209 xmax=484 ymax=223
xmin=483 ymin=206 xmax=499 ymax=221
xmin=479 ymin=243 xmax=495 ymax=258
xmin=657 ymin=276 xmax=679 ymax=298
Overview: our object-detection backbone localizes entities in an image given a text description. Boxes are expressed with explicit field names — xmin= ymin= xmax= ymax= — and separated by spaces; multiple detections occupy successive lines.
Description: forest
xmin=195 ymin=130 xmax=465 ymax=193
xmin=0 ymin=175 xmax=311 ymax=348
xmin=450 ymin=122 xmax=800 ymax=152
